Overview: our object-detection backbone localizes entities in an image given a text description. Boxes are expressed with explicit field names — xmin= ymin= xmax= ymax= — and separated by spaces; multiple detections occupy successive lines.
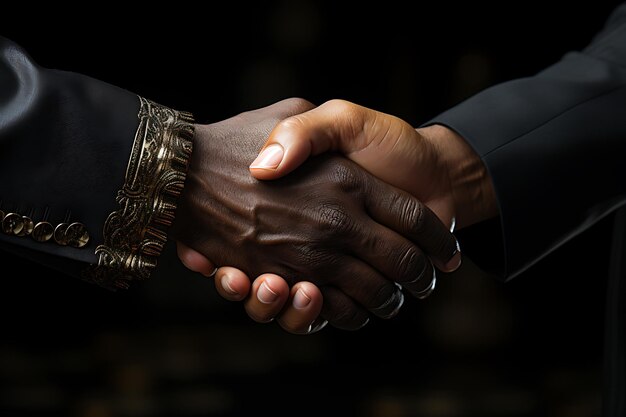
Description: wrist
xmin=418 ymin=124 xmax=497 ymax=229
xmin=171 ymin=123 xmax=219 ymax=242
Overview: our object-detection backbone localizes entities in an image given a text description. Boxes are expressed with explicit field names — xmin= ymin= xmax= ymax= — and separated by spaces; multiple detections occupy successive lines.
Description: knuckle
xmin=317 ymin=203 xmax=354 ymax=235
xmin=402 ymin=198 xmax=425 ymax=236
xmin=328 ymin=161 xmax=362 ymax=192
xmin=396 ymin=246 xmax=427 ymax=282
xmin=295 ymin=243 xmax=334 ymax=273
xmin=322 ymin=99 xmax=365 ymax=138
xmin=322 ymin=99 xmax=362 ymax=122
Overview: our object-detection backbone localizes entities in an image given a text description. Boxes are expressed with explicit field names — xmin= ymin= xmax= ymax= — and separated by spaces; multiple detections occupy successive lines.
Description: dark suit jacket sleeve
xmin=426 ymin=4 xmax=626 ymax=280
xmin=0 ymin=36 xmax=194 ymax=290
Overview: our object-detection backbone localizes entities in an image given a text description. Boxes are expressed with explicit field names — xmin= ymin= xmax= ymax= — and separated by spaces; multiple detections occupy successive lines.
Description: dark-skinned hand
xmin=172 ymin=99 xmax=460 ymax=332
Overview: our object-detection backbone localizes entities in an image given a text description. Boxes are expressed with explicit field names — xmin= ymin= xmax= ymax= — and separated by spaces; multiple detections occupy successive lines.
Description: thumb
xmin=249 ymin=99 xmax=372 ymax=180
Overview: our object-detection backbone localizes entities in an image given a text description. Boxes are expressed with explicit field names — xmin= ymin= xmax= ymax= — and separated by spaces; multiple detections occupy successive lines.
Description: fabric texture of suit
xmin=1 ymin=4 xmax=625 ymax=414
xmin=0 ymin=36 xmax=194 ymax=290
xmin=429 ymin=4 xmax=626 ymax=415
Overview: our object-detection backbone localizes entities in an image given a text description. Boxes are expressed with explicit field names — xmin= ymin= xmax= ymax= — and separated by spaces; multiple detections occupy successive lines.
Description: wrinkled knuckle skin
xmin=294 ymin=244 xmax=335 ymax=280
xmin=317 ymin=203 xmax=354 ymax=236
xmin=396 ymin=246 xmax=426 ymax=283
xmin=296 ymin=242 xmax=321 ymax=265
xmin=403 ymin=199 xmax=425 ymax=236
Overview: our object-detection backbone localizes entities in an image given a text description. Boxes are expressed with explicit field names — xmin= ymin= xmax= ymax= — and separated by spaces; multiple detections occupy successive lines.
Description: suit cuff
xmin=82 ymin=96 xmax=194 ymax=290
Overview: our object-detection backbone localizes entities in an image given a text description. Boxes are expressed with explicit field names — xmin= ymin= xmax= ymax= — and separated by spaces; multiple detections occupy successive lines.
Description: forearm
xmin=0 ymin=36 xmax=194 ymax=289
xmin=425 ymin=4 xmax=626 ymax=280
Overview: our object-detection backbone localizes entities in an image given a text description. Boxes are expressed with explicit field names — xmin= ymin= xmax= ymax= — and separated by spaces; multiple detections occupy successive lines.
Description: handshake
xmin=170 ymin=98 xmax=497 ymax=335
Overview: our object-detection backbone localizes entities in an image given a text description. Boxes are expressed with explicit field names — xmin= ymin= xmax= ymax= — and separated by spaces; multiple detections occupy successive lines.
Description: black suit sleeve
xmin=0 ymin=36 xmax=194 ymax=289
xmin=427 ymin=4 xmax=626 ymax=280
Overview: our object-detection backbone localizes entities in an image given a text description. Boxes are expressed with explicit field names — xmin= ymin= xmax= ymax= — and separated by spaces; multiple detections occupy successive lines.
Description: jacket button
xmin=16 ymin=216 xmax=34 ymax=237
xmin=2 ymin=213 xmax=24 ymax=235
xmin=32 ymin=222 xmax=54 ymax=242
xmin=54 ymin=223 xmax=70 ymax=246
xmin=66 ymin=222 xmax=90 ymax=248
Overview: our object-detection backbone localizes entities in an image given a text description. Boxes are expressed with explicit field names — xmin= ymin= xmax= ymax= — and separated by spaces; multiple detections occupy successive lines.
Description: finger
xmin=249 ymin=99 xmax=373 ymax=180
xmin=176 ymin=241 xmax=217 ymax=277
xmin=332 ymin=257 xmax=404 ymax=320
xmin=350 ymin=213 xmax=435 ymax=294
xmin=214 ymin=267 xmax=251 ymax=302
xmin=410 ymin=266 xmax=437 ymax=300
xmin=347 ymin=214 xmax=438 ymax=298
xmin=244 ymin=274 xmax=290 ymax=324
xmin=399 ymin=259 xmax=437 ymax=300
xmin=365 ymin=180 xmax=461 ymax=272
xmin=275 ymin=282 xmax=324 ymax=335
xmin=320 ymin=286 xmax=370 ymax=331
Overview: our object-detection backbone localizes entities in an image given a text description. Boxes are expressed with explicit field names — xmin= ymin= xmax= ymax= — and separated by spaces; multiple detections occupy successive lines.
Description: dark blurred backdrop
xmin=1 ymin=2 xmax=623 ymax=416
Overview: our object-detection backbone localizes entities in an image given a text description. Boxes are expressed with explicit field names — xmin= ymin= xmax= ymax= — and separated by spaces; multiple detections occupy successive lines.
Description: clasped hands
xmin=170 ymin=98 xmax=493 ymax=334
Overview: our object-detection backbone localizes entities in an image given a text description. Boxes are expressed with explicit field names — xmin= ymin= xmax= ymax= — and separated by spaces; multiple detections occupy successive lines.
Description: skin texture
xmin=251 ymin=100 xmax=497 ymax=230
xmin=181 ymin=100 xmax=496 ymax=334
xmin=171 ymin=99 xmax=460 ymax=332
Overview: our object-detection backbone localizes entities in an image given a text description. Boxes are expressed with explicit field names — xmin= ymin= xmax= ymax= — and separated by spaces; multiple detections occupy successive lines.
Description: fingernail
xmin=221 ymin=274 xmax=238 ymax=296
xmin=293 ymin=288 xmax=312 ymax=309
xmin=250 ymin=144 xmax=284 ymax=169
xmin=257 ymin=281 xmax=279 ymax=304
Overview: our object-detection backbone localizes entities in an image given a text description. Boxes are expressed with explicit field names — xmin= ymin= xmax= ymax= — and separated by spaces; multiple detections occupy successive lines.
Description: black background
xmin=1 ymin=2 xmax=623 ymax=416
